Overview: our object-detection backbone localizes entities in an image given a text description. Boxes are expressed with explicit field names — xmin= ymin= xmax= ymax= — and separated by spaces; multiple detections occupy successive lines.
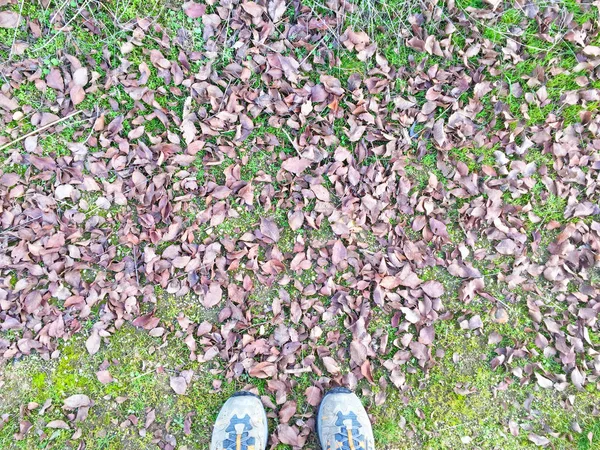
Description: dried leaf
xmin=47 ymin=420 xmax=69 ymax=429
xmin=64 ymin=394 xmax=91 ymax=409
xmin=170 ymin=376 xmax=188 ymax=395
xmin=249 ymin=361 xmax=277 ymax=379
xmin=183 ymin=1 xmax=206 ymax=18
xmin=281 ymin=157 xmax=311 ymax=175
xmin=0 ymin=11 xmax=20 ymax=28
xmin=260 ymin=218 xmax=280 ymax=242
xmin=204 ymin=283 xmax=223 ymax=308
xmin=322 ymin=356 xmax=341 ymax=375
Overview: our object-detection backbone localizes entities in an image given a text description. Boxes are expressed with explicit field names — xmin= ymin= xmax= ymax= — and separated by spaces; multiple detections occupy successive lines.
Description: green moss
xmin=241 ymin=151 xmax=281 ymax=181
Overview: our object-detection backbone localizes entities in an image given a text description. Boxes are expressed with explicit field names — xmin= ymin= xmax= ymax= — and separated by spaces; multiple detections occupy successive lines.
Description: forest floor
xmin=0 ymin=0 xmax=600 ymax=448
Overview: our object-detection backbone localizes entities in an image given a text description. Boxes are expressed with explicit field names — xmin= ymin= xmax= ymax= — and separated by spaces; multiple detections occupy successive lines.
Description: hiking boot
xmin=210 ymin=391 xmax=268 ymax=450
xmin=317 ymin=387 xmax=375 ymax=450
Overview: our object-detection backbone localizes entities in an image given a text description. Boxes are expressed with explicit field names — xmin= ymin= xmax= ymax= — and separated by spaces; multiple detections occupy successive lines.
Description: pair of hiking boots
xmin=211 ymin=387 xmax=375 ymax=450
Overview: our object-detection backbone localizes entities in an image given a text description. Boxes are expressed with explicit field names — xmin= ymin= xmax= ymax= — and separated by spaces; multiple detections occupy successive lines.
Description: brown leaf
xmin=448 ymin=261 xmax=482 ymax=279
xmin=249 ymin=361 xmax=277 ymax=378
xmin=46 ymin=420 xmax=69 ymax=429
xmin=203 ymin=283 xmax=222 ymax=308
xmin=170 ymin=376 xmax=188 ymax=395
xmin=268 ymin=0 xmax=286 ymax=21
xmin=46 ymin=69 xmax=64 ymax=90
xmin=583 ymin=45 xmax=600 ymax=56
xmin=70 ymin=85 xmax=86 ymax=105
xmin=0 ymin=11 xmax=20 ymax=28
xmin=96 ymin=370 xmax=113 ymax=384
xmin=528 ymin=433 xmax=550 ymax=446
xmin=433 ymin=119 xmax=446 ymax=147
xmin=64 ymin=394 xmax=91 ymax=409
xmin=571 ymin=367 xmax=585 ymax=389
xmin=277 ymin=424 xmax=301 ymax=446
xmin=350 ymin=340 xmax=367 ymax=365
xmin=322 ymin=356 xmax=341 ymax=375
xmin=0 ymin=93 xmax=18 ymax=111
xmin=241 ymin=1 xmax=263 ymax=17
xmin=380 ymin=276 xmax=401 ymax=289
xmin=305 ymin=386 xmax=322 ymax=406
xmin=132 ymin=312 xmax=160 ymax=330
xmin=288 ymin=211 xmax=304 ymax=231
xmin=311 ymin=184 xmax=330 ymax=202
xmin=85 ymin=331 xmax=101 ymax=355
xmin=73 ymin=68 xmax=88 ymax=86
xmin=496 ymin=239 xmax=517 ymax=255
xmin=429 ymin=218 xmax=448 ymax=238
xmin=421 ymin=281 xmax=444 ymax=298
xmin=278 ymin=401 xmax=297 ymax=423
xmin=260 ymin=218 xmax=280 ymax=242
xmin=332 ymin=240 xmax=347 ymax=265
xmin=55 ymin=184 xmax=74 ymax=200
xmin=535 ymin=373 xmax=553 ymax=389
xmin=281 ymin=157 xmax=311 ymax=175
xmin=183 ymin=1 xmax=206 ymax=18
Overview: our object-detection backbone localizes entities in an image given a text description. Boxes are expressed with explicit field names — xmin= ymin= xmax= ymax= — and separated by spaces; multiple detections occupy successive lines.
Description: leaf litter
xmin=0 ymin=0 xmax=599 ymax=446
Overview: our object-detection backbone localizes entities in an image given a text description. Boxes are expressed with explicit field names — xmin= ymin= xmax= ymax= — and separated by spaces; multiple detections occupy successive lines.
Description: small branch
xmin=298 ymin=34 xmax=327 ymax=68
xmin=6 ymin=0 xmax=25 ymax=63
xmin=285 ymin=367 xmax=313 ymax=375
xmin=133 ymin=245 xmax=140 ymax=286
xmin=0 ymin=110 xmax=84 ymax=153
xmin=281 ymin=129 xmax=302 ymax=156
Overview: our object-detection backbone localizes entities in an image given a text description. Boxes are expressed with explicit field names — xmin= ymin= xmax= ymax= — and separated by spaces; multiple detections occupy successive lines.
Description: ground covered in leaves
xmin=0 ymin=0 xmax=600 ymax=448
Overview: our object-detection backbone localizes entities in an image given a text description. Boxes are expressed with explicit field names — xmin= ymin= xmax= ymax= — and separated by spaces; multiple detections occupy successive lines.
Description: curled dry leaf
xmin=249 ymin=361 xmax=277 ymax=379
xmin=322 ymin=356 xmax=341 ymax=375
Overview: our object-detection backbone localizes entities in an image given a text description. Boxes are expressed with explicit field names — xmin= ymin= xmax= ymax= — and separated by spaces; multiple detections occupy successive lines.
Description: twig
xmin=281 ymin=128 xmax=301 ymax=156
xmin=285 ymin=367 xmax=313 ymax=375
xmin=239 ymin=320 xmax=271 ymax=332
xmin=0 ymin=110 xmax=84 ymax=153
xmin=298 ymin=35 xmax=328 ymax=69
xmin=0 ymin=215 xmax=42 ymax=235
xmin=6 ymin=0 xmax=25 ymax=63
xmin=35 ymin=0 xmax=92 ymax=53
xmin=133 ymin=245 xmax=140 ymax=286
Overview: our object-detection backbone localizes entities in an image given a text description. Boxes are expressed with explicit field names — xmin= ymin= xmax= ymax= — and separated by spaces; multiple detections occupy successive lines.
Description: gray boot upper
xmin=317 ymin=388 xmax=375 ymax=450
xmin=210 ymin=392 xmax=268 ymax=450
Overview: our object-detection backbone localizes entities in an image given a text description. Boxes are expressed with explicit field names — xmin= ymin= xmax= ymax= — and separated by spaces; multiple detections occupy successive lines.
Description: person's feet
xmin=317 ymin=387 xmax=375 ymax=450
xmin=210 ymin=391 xmax=268 ymax=450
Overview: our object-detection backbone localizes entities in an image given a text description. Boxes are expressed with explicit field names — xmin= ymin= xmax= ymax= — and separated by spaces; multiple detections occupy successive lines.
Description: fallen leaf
xmin=170 ymin=376 xmax=188 ymax=395
xmin=183 ymin=1 xmax=206 ymax=18
xmin=64 ymin=394 xmax=91 ymax=409
xmin=204 ymin=283 xmax=223 ymax=308
xmin=85 ymin=331 xmax=101 ymax=355
xmin=322 ymin=356 xmax=341 ymax=375
xmin=260 ymin=218 xmax=280 ymax=242
xmin=0 ymin=11 xmax=20 ymax=28
xmin=96 ymin=370 xmax=113 ymax=384
xmin=47 ymin=420 xmax=69 ymax=429
xmin=281 ymin=157 xmax=311 ymax=175
xmin=421 ymin=281 xmax=444 ymax=297
xmin=249 ymin=361 xmax=277 ymax=378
